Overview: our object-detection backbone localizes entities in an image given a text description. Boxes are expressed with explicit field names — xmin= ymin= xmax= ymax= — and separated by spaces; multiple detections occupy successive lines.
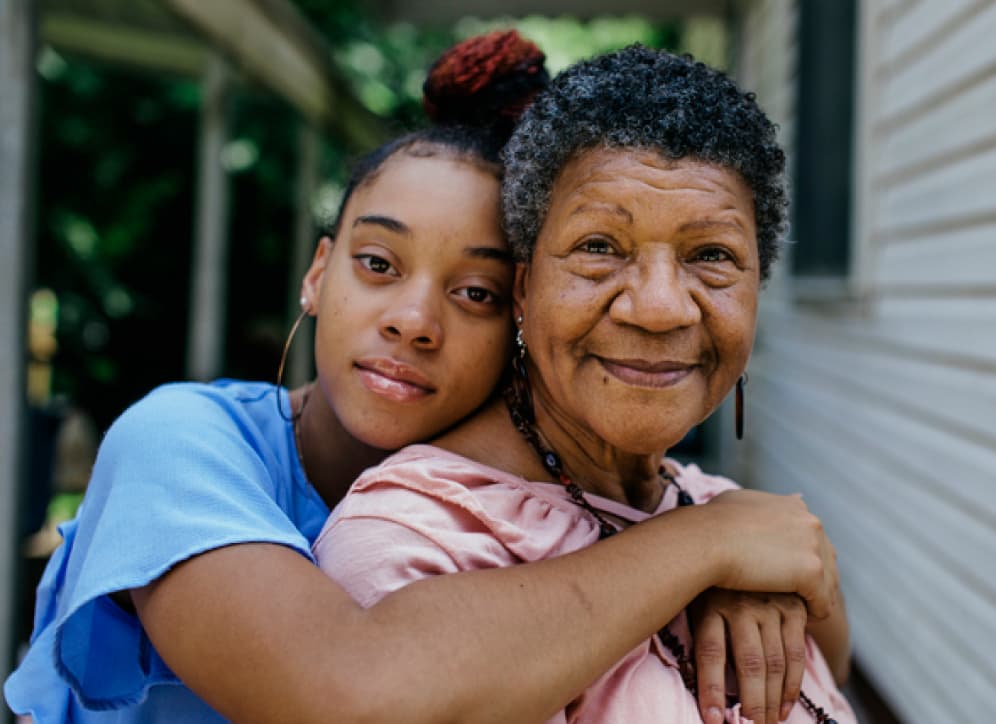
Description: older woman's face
xmin=515 ymin=148 xmax=759 ymax=454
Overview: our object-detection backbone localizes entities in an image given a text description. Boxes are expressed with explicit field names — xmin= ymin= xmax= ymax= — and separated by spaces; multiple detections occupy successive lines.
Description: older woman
xmin=315 ymin=46 xmax=854 ymax=724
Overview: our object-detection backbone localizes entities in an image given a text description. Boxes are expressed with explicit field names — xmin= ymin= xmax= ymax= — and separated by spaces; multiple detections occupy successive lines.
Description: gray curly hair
xmin=501 ymin=45 xmax=788 ymax=280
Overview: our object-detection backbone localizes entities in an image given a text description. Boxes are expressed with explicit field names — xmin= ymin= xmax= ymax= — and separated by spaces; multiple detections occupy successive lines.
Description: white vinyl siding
xmin=733 ymin=1 xmax=996 ymax=722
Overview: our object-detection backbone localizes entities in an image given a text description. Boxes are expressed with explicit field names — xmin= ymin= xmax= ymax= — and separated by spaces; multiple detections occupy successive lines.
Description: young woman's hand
xmin=689 ymin=589 xmax=808 ymax=724
xmin=698 ymin=489 xmax=840 ymax=620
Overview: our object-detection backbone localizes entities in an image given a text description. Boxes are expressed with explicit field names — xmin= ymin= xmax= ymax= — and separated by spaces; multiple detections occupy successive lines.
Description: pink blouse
xmin=313 ymin=444 xmax=855 ymax=724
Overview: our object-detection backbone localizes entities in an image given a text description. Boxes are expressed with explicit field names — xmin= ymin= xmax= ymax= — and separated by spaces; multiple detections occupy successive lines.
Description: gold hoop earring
xmin=275 ymin=308 xmax=309 ymax=422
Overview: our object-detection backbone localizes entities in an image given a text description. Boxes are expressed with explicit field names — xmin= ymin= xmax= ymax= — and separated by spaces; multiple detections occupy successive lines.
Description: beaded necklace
xmin=503 ymin=392 xmax=837 ymax=724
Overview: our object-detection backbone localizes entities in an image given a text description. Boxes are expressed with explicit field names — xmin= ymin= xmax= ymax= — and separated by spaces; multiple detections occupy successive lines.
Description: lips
xmin=596 ymin=356 xmax=697 ymax=389
xmin=355 ymin=357 xmax=436 ymax=403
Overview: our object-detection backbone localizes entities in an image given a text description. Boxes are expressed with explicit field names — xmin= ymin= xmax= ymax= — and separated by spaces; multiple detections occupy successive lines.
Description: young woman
xmin=5 ymin=34 xmax=842 ymax=723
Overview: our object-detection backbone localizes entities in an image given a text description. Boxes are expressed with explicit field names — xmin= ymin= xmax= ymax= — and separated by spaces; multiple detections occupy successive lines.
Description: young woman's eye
xmin=354 ymin=254 xmax=395 ymax=275
xmin=579 ymin=237 xmax=615 ymax=255
xmin=457 ymin=286 xmax=498 ymax=305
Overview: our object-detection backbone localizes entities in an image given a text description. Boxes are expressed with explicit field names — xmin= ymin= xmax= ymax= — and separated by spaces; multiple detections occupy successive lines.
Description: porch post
xmin=0 ymin=0 xmax=38 ymax=677
xmin=186 ymin=53 xmax=232 ymax=381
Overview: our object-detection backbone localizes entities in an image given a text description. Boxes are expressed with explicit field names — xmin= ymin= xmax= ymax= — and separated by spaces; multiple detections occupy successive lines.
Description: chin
xmin=595 ymin=419 xmax=694 ymax=455
xmin=367 ymin=425 xmax=426 ymax=451
xmin=341 ymin=416 xmax=422 ymax=452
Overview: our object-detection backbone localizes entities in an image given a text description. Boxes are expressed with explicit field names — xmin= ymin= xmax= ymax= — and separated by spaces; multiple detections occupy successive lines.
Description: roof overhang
xmin=39 ymin=0 xmax=387 ymax=149
xmin=368 ymin=0 xmax=731 ymax=24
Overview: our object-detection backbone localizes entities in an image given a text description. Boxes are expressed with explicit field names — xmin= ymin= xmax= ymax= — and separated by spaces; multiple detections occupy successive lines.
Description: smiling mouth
xmin=596 ymin=357 xmax=697 ymax=389
xmin=354 ymin=359 xmax=436 ymax=403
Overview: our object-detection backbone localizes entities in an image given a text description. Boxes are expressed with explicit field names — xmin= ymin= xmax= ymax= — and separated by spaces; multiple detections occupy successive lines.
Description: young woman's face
xmin=304 ymin=152 xmax=514 ymax=450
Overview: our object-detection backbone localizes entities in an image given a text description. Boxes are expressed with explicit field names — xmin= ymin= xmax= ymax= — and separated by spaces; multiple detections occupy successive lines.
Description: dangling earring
xmin=515 ymin=319 xmax=527 ymax=359
xmin=275 ymin=297 xmax=311 ymax=421
xmin=735 ymin=373 xmax=748 ymax=440
xmin=506 ymin=315 xmax=535 ymax=426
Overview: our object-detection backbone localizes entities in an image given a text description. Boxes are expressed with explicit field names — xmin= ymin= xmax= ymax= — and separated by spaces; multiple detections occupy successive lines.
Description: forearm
xmin=806 ymin=589 xmax=851 ymax=685
xmin=354 ymin=510 xmax=720 ymax=724
xmin=136 ymin=509 xmax=722 ymax=724
xmin=137 ymin=486 xmax=835 ymax=724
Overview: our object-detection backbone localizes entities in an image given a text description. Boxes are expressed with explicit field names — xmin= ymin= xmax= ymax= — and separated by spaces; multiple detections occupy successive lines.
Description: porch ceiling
xmin=37 ymin=0 xmax=387 ymax=148
xmin=368 ymin=0 xmax=730 ymax=23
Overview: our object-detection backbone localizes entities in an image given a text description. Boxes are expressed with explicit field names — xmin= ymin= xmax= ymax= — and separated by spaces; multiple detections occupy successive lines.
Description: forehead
xmin=356 ymin=152 xmax=498 ymax=203
xmin=550 ymin=147 xmax=755 ymax=218
xmin=341 ymin=153 xmax=508 ymax=259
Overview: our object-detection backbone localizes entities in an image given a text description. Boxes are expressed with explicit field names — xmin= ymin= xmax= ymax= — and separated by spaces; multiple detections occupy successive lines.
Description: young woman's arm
xmin=134 ymin=490 xmax=835 ymax=724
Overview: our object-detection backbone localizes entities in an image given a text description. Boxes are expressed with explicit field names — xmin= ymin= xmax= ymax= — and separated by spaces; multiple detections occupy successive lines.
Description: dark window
xmin=792 ymin=0 xmax=857 ymax=277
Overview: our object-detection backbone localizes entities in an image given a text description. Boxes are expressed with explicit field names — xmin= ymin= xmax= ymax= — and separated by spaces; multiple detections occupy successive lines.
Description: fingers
xmin=760 ymin=617 xmax=787 ymax=724
xmin=729 ymin=608 xmax=769 ymax=724
xmin=780 ymin=600 xmax=808 ymax=721
xmin=691 ymin=590 xmax=810 ymax=723
xmin=693 ymin=609 xmax=728 ymax=724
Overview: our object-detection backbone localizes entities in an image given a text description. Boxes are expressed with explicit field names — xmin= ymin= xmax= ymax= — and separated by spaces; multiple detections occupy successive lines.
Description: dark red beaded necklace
xmin=503 ymin=393 xmax=837 ymax=724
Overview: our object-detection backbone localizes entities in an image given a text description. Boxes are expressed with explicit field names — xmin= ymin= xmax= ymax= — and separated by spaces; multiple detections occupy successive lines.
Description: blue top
xmin=4 ymin=380 xmax=331 ymax=722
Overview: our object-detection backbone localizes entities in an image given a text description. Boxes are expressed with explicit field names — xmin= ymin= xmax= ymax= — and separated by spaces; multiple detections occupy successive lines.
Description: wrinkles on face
xmin=515 ymin=149 xmax=759 ymax=499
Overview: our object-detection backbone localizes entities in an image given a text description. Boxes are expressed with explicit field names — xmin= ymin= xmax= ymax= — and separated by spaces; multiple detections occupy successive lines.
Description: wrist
xmin=638 ymin=505 xmax=729 ymax=596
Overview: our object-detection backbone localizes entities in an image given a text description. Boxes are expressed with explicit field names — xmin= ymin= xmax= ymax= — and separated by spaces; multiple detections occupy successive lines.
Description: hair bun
xmin=423 ymin=30 xmax=549 ymax=130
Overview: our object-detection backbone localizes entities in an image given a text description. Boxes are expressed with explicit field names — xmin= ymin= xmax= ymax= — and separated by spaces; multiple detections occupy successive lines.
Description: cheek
xmin=450 ymin=322 xmax=512 ymax=396
xmin=527 ymin=265 xmax=602 ymax=347
xmin=710 ymin=293 xmax=757 ymax=371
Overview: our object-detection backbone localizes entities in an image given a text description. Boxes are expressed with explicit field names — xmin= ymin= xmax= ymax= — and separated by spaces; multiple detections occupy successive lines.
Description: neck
xmin=291 ymin=383 xmax=387 ymax=509
xmin=529 ymin=391 xmax=665 ymax=513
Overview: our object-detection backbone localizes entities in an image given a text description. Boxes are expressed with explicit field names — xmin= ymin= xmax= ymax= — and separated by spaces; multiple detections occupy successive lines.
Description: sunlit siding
xmin=732 ymin=1 xmax=996 ymax=722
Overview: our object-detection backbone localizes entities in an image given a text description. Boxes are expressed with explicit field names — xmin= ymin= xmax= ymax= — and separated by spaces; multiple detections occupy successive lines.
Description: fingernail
xmin=780 ymin=702 xmax=793 ymax=720
xmin=705 ymin=707 xmax=724 ymax=724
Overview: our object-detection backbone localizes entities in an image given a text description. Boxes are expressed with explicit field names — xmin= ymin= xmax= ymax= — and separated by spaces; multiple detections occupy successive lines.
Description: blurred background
xmin=2 ymin=1 xmax=994 ymax=721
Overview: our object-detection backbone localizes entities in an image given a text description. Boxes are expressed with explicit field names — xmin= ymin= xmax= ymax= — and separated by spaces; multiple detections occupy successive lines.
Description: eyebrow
xmin=353 ymin=214 xmax=411 ymax=236
xmin=568 ymin=203 xmax=634 ymax=224
xmin=465 ymin=247 xmax=513 ymax=263
xmin=678 ymin=219 xmax=747 ymax=233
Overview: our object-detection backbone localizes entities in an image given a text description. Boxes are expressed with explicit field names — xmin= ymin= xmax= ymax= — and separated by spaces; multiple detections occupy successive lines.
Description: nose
xmin=609 ymin=252 xmax=701 ymax=332
xmin=378 ymin=278 xmax=444 ymax=350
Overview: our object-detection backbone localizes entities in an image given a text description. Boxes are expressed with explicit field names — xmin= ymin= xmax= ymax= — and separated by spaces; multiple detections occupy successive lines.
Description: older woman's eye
xmin=354 ymin=254 xmax=395 ymax=275
xmin=579 ymin=238 xmax=615 ymax=254
xmin=694 ymin=247 xmax=734 ymax=263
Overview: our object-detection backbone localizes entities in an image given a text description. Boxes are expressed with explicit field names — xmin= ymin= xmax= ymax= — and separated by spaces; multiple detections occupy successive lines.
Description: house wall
xmin=733 ymin=1 xmax=996 ymax=721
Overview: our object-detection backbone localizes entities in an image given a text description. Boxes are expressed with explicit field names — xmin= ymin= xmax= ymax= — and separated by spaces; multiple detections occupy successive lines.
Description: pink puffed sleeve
xmin=313 ymin=516 xmax=464 ymax=607
xmin=313 ymin=446 xmax=600 ymax=606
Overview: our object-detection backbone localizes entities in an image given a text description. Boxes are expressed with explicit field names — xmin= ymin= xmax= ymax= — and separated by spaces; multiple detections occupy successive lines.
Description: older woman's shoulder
xmin=667 ymin=459 xmax=742 ymax=504
xmin=337 ymin=444 xmax=604 ymax=563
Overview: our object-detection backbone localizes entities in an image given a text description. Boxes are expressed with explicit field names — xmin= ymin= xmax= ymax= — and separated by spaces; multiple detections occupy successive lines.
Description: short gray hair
xmin=501 ymin=45 xmax=787 ymax=280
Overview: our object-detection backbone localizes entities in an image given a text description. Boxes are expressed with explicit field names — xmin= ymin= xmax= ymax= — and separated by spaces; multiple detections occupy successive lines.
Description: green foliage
xmin=36 ymin=54 xmax=198 ymax=427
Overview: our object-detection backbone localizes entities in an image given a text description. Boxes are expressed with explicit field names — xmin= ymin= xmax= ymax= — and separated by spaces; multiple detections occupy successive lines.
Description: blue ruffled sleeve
xmin=4 ymin=381 xmax=329 ymax=719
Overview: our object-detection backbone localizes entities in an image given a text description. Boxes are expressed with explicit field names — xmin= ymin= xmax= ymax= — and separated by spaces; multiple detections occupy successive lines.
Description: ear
xmin=300 ymin=236 xmax=335 ymax=315
xmin=512 ymin=262 xmax=529 ymax=325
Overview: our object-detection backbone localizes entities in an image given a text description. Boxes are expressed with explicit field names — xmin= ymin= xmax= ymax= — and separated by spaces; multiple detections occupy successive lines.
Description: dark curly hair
xmin=502 ymin=45 xmax=787 ymax=280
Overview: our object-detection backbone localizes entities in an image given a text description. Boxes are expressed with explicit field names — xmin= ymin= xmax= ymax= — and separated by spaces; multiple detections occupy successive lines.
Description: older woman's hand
xmin=689 ymin=589 xmax=807 ymax=724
